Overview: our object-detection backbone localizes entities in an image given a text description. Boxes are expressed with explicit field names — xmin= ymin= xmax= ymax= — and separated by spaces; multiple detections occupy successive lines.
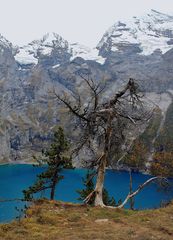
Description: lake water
xmin=0 ymin=164 xmax=173 ymax=223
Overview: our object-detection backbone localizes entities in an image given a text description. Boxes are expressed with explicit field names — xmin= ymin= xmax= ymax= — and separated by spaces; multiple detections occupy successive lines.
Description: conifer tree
xmin=23 ymin=127 xmax=72 ymax=201
xmin=77 ymin=171 xmax=118 ymax=206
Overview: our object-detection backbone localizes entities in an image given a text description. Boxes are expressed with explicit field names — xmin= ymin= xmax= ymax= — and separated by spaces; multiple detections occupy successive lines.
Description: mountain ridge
xmin=0 ymin=9 xmax=172 ymax=68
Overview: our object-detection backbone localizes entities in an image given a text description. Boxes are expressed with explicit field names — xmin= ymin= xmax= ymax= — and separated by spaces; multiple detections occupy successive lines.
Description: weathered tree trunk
xmin=94 ymin=114 xmax=113 ymax=206
xmin=94 ymin=154 xmax=107 ymax=206
xmin=50 ymin=183 xmax=56 ymax=200
xmin=50 ymin=168 xmax=58 ymax=200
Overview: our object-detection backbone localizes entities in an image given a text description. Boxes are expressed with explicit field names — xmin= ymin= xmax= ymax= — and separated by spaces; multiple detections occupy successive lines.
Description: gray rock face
xmin=1 ymin=9 xmax=173 ymax=163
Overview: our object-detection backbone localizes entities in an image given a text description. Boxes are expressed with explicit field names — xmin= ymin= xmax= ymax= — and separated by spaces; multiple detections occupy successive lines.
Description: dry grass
xmin=0 ymin=200 xmax=173 ymax=240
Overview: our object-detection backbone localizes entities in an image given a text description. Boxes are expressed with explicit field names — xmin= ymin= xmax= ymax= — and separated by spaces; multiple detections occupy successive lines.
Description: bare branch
xmin=54 ymin=90 xmax=89 ymax=122
xmin=77 ymin=71 xmax=105 ymax=110
xmin=106 ymin=177 xmax=165 ymax=209
xmin=117 ymin=177 xmax=164 ymax=208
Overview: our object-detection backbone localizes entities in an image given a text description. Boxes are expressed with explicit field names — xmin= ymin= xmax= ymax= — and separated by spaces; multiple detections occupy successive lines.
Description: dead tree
xmin=105 ymin=176 xmax=167 ymax=209
xmin=54 ymin=71 xmax=149 ymax=207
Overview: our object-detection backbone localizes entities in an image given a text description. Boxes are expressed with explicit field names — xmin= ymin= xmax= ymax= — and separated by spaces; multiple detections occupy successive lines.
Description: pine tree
xmin=77 ymin=171 xmax=119 ymax=206
xmin=23 ymin=127 xmax=72 ymax=201
xmin=77 ymin=171 xmax=95 ymax=205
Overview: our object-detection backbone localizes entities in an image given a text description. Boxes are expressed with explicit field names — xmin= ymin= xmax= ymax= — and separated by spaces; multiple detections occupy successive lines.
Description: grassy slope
xmin=0 ymin=200 xmax=173 ymax=240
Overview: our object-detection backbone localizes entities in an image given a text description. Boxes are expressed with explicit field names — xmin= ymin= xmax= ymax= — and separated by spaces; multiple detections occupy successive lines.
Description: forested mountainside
xmin=1 ymin=9 xmax=173 ymax=169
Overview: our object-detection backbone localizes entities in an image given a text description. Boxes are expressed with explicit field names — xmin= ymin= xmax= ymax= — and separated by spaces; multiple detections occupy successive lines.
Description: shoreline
xmin=0 ymin=161 xmax=36 ymax=166
xmin=0 ymin=161 xmax=150 ymax=175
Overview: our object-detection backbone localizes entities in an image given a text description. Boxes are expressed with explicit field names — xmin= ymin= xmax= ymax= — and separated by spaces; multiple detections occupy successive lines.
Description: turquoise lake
xmin=0 ymin=164 xmax=173 ymax=223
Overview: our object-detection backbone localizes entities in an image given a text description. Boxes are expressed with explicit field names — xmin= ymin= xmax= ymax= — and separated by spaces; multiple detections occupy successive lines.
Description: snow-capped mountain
xmin=14 ymin=32 xmax=105 ymax=66
xmin=98 ymin=9 xmax=173 ymax=56
xmin=13 ymin=10 xmax=173 ymax=67
xmin=14 ymin=33 xmax=70 ymax=65
xmin=1 ymin=9 xmax=173 ymax=164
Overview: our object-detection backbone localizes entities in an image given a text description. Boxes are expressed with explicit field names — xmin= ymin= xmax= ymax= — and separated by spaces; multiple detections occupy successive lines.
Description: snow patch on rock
xmin=52 ymin=64 xmax=60 ymax=69
xmin=70 ymin=43 xmax=105 ymax=64
xmin=15 ymin=47 xmax=38 ymax=65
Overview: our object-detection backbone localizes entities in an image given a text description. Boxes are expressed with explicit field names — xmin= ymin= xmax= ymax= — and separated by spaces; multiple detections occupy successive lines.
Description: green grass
xmin=0 ymin=200 xmax=173 ymax=240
